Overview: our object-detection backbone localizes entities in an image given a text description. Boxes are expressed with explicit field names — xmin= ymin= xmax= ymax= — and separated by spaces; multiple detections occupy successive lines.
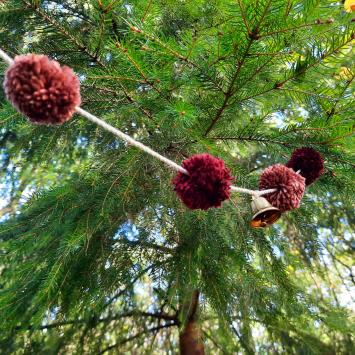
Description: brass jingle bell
xmin=250 ymin=195 xmax=281 ymax=228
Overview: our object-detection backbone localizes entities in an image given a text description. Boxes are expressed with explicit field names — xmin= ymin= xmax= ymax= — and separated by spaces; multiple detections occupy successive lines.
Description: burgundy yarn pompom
xmin=4 ymin=54 xmax=81 ymax=125
xmin=172 ymin=153 xmax=232 ymax=210
xmin=259 ymin=164 xmax=305 ymax=212
xmin=286 ymin=147 xmax=324 ymax=185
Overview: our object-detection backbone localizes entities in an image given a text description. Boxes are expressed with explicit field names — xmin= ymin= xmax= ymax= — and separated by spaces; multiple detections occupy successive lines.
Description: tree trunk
xmin=179 ymin=290 xmax=205 ymax=355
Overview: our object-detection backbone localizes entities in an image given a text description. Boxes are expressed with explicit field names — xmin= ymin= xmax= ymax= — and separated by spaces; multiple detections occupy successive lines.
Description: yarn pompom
xmin=172 ymin=153 xmax=232 ymax=210
xmin=286 ymin=147 xmax=324 ymax=186
xmin=4 ymin=54 xmax=81 ymax=125
xmin=259 ymin=164 xmax=305 ymax=212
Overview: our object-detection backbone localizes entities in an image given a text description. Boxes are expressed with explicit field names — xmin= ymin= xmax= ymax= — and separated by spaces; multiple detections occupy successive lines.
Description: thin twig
xmin=317 ymin=131 xmax=354 ymax=145
xmin=141 ymin=0 xmax=153 ymax=22
xmin=260 ymin=21 xmax=333 ymax=38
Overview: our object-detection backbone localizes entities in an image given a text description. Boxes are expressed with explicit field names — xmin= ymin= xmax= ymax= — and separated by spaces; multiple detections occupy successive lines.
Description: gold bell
xmin=250 ymin=195 xmax=281 ymax=228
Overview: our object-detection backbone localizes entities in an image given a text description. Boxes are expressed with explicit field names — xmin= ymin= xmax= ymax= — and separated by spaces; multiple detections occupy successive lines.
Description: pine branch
xmin=276 ymin=122 xmax=347 ymax=138
xmin=277 ymin=87 xmax=336 ymax=101
xmin=22 ymin=0 xmax=105 ymax=66
xmin=326 ymin=74 xmax=354 ymax=121
xmin=128 ymin=26 xmax=223 ymax=91
xmin=236 ymin=0 xmax=251 ymax=34
xmin=204 ymin=0 xmax=273 ymax=136
xmin=128 ymin=27 xmax=196 ymax=66
xmin=114 ymin=42 xmax=162 ymax=95
xmin=246 ymin=51 xmax=294 ymax=57
xmin=227 ymin=33 xmax=354 ymax=107
xmin=259 ymin=20 xmax=334 ymax=38
xmin=97 ymin=0 xmax=120 ymax=14
xmin=318 ymin=131 xmax=355 ymax=146
xmin=203 ymin=37 xmax=254 ymax=136
xmin=86 ymin=75 xmax=144 ymax=83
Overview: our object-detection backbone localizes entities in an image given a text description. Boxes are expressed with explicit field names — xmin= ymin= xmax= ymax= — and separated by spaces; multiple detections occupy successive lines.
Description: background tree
xmin=0 ymin=0 xmax=354 ymax=353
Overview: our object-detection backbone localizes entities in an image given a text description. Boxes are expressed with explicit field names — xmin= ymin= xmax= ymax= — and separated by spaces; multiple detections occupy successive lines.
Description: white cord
xmin=75 ymin=109 xmax=277 ymax=195
xmin=0 ymin=48 xmax=278 ymax=197
xmin=0 ymin=49 xmax=14 ymax=66
xmin=231 ymin=186 xmax=276 ymax=196
xmin=75 ymin=107 xmax=188 ymax=174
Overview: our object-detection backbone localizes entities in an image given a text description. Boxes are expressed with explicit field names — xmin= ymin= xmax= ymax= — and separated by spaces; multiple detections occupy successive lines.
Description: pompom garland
xmin=4 ymin=54 xmax=80 ymax=125
xmin=173 ymin=153 xmax=232 ymax=210
xmin=259 ymin=164 xmax=305 ymax=212
xmin=286 ymin=147 xmax=324 ymax=186
xmin=0 ymin=50 xmax=321 ymax=218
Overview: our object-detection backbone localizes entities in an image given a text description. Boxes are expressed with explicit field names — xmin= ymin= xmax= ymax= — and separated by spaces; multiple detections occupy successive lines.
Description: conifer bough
xmin=0 ymin=2 xmax=351 ymax=353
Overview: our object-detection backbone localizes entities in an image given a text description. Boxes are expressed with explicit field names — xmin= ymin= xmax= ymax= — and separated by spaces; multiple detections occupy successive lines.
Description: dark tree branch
xmin=104 ymin=264 xmax=156 ymax=308
xmin=17 ymin=310 xmax=178 ymax=331
xmin=121 ymin=239 xmax=174 ymax=253
xmin=99 ymin=322 xmax=177 ymax=354
xmin=231 ymin=325 xmax=254 ymax=355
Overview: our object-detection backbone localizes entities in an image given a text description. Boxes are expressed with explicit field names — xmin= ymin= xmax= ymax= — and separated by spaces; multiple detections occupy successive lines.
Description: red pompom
xmin=4 ymin=54 xmax=81 ymax=125
xmin=286 ymin=147 xmax=324 ymax=185
xmin=259 ymin=164 xmax=305 ymax=212
xmin=172 ymin=153 xmax=232 ymax=210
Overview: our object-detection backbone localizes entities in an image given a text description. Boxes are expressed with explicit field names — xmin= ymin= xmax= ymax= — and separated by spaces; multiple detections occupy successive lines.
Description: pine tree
xmin=0 ymin=0 xmax=354 ymax=353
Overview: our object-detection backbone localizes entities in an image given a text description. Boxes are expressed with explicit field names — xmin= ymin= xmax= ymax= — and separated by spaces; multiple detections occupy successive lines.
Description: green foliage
xmin=0 ymin=0 xmax=354 ymax=353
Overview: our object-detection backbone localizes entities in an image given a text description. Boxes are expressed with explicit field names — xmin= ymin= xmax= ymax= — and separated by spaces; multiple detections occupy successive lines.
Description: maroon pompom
xmin=4 ymin=54 xmax=81 ymax=125
xmin=286 ymin=147 xmax=324 ymax=185
xmin=172 ymin=153 xmax=232 ymax=210
xmin=259 ymin=164 xmax=305 ymax=212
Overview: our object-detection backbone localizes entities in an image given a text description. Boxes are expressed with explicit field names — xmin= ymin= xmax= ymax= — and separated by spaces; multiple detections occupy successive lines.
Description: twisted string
xmin=0 ymin=48 xmax=14 ymax=66
xmin=0 ymin=48 xmax=276 ymax=197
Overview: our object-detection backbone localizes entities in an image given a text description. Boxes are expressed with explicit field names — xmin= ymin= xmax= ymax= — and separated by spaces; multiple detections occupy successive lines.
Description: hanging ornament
xmin=344 ymin=0 xmax=355 ymax=12
xmin=286 ymin=147 xmax=324 ymax=186
xmin=250 ymin=195 xmax=281 ymax=228
xmin=259 ymin=164 xmax=305 ymax=212
xmin=4 ymin=54 xmax=80 ymax=125
xmin=173 ymin=153 xmax=232 ymax=210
